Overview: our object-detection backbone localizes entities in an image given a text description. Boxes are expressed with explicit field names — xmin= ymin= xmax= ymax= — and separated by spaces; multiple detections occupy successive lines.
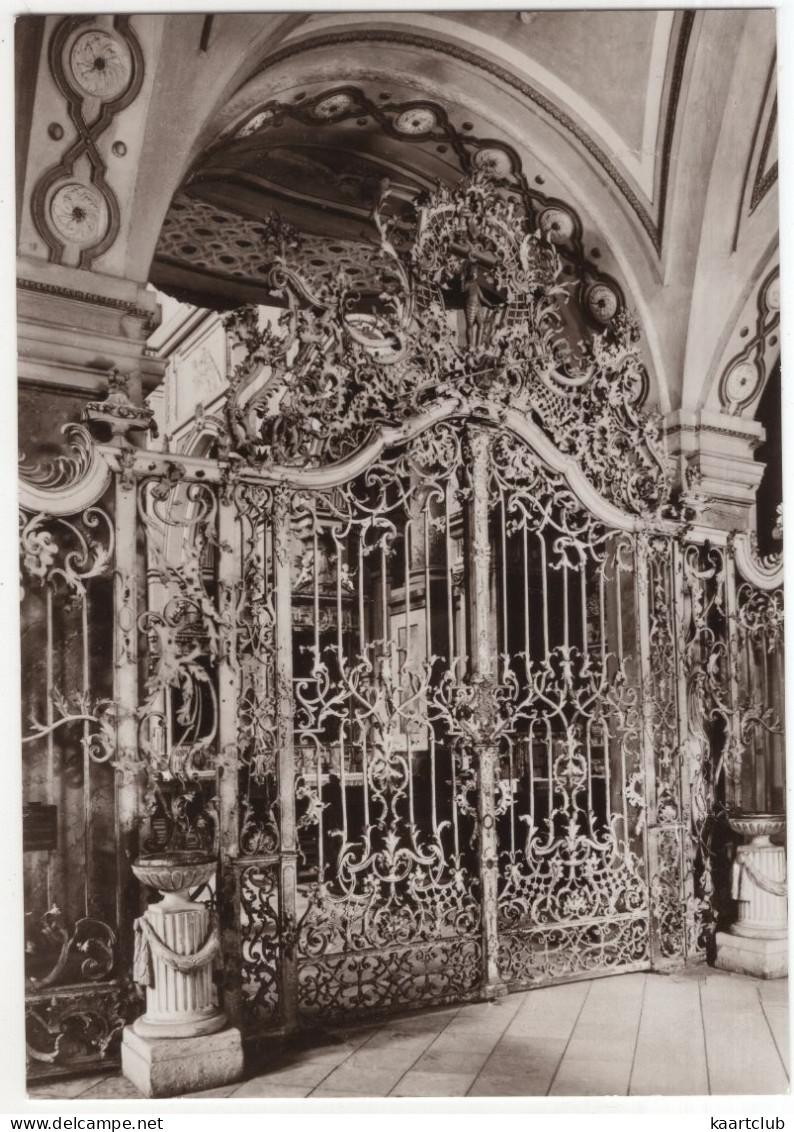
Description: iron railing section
xmin=19 ymin=420 xmax=784 ymax=1074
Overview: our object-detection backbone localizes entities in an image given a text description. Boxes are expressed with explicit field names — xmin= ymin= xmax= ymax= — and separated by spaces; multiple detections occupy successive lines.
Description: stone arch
xmin=144 ymin=25 xmax=681 ymax=411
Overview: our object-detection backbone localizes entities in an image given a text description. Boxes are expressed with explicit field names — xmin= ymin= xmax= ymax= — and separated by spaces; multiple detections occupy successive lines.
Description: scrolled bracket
xmin=19 ymin=424 xmax=113 ymax=516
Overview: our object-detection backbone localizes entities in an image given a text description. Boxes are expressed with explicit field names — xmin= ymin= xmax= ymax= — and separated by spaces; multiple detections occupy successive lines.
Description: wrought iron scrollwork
xmin=26 ymin=984 xmax=129 ymax=1077
xmin=239 ymin=863 xmax=280 ymax=1026
xmin=222 ymin=173 xmax=670 ymax=518
xmin=18 ymin=155 xmax=784 ymax=1061
xmin=25 ymin=907 xmax=116 ymax=988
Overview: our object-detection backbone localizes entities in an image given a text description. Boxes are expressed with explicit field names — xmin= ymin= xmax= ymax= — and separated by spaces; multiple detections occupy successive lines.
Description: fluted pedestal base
xmin=715 ymin=833 xmax=787 ymax=979
xmin=134 ymin=897 xmax=226 ymax=1038
xmin=133 ymin=1010 xmax=227 ymax=1040
xmin=121 ymin=1025 xmax=244 ymax=1098
xmin=714 ymin=931 xmax=788 ymax=979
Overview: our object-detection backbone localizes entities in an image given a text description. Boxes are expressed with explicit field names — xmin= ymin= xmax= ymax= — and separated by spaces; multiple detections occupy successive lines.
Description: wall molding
xmin=17 ymin=276 xmax=156 ymax=326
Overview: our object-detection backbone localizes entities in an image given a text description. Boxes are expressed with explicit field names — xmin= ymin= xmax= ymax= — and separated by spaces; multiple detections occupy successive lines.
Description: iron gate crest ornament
xmin=222 ymin=172 xmax=670 ymax=517
xmin=18 ymin=148 xmax=784 ymax=1067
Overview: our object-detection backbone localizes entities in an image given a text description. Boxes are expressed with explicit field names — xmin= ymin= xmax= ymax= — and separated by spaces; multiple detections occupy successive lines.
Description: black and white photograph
xmin=13 ymin=5 xmax=787 ymax=1107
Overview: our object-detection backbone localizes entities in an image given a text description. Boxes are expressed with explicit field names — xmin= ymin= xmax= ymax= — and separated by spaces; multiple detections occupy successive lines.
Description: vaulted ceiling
xmin=16 ymin=9 xmax=779 ymax=417
xmin=149 ymin=10 xmax=693 ymax=309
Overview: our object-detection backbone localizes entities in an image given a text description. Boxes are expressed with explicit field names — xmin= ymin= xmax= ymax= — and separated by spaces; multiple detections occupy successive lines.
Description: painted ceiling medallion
xmin=585 ymin=282 xmax=619 ymax=324
xmin=394 ymin=107 xmax=438 ymax=135
xmin=48 ymin=182 xmax=107 ymax=246
xmin=238 ymin=109 xmax=275 ymax=138
xmin=724 ymin=360 xmax=760 ymax=409
xmin=764 ymin=275 xmax=780 ymax=313
xmin=538 ymin=206 xmax=576 ymax=244
xmin=68 ymin=29 xmax=132 ymax=101
xmin=472 ymin=147 xmax=514 ymax=178
xmin=312 ymin=93 xmax=358 ymax=120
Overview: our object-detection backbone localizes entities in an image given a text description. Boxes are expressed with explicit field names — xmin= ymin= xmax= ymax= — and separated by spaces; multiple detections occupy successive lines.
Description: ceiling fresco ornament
xmin=394 ymin=106 xmax=439 ymax=135
xmin=48 ymin=182 xmax=108 ymax=246
xmin=538 ymin=206 xmax=577 ymax=245
xmin=69 ymin=29 xmax=133 ymax=100
xmin=220 ymin=171 xmax=671 ymax=518
xmin=584 ymin=281 xmax=621 ymax=326
xmin=719 ymin=266 xmax=780 ymax=416
xmin=168 ymin=83 xmax=625 ymax=324
xmin=248 ymin=19 xmax=696 ymax=255
xmin=30 ymin=15 xmax=144 ymax=268
xmin=311 ymin=91 xmax=361 ymax=120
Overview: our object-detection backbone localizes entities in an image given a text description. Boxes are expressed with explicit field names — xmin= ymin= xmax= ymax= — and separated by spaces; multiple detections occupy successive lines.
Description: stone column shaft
xmin=142 ymin=904 xmax=216 ymax=1025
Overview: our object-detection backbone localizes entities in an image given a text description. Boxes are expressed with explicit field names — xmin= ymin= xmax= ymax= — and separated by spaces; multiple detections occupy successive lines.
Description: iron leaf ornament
xmin=222 ymin=171 xmax=670 ymax=517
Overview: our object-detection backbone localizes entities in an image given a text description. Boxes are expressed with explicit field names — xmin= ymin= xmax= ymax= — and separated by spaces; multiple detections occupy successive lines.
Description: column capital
xmin=663 ymin=408 xmax=765 ymax=531
xmin=17 ymin=256 xmax=163 ymax=397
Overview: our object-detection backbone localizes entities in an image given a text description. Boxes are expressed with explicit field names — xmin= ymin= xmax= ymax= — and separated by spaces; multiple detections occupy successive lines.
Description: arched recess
xmin=16 ymin=11 xmax=776 ymax=422
xmin=145 ymin=39 xmax=684 ymax=414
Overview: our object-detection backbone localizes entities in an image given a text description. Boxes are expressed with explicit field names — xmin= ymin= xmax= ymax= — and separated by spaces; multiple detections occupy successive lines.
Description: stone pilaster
xmin=17 ymin=258 xmax=163 ymax=469
xmin=664 ymin=409 xmax=765 ymax=532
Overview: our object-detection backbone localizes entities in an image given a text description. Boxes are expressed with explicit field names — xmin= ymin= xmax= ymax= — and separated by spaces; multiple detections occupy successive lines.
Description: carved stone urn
xmin=121 ymin=851 xmax=243 ymax=1097
xmin=715 ymin=812 xmax=787 ymax=979
xmin=130 ymin=851 xmax=225 ymax=1038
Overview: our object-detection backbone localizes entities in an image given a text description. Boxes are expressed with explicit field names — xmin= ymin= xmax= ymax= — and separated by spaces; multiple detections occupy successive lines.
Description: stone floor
xmin=29 ymin=967 xmax=789 ymax=1099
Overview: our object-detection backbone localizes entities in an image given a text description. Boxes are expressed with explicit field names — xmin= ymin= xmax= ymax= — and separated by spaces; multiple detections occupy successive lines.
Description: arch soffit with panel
xmin=16 ymin=11 xmax=776 ymax=424
xmin=673 ymin=14 xmax=778 ymax=416
xmin=141 ymin=12 xmax=770 ymax=418
xmin=166 ymin=36 xmax=683 ymax=412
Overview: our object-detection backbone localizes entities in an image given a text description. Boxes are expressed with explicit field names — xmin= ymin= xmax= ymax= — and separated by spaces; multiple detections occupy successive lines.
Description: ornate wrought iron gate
xmin=20 ymin=171 xmax=784 ymax=1073
xmin=20 ymin=414 xmax=784 ymax=1059
xmin=287 ymin=424 xmax=481 ymax=1016
xmin=487 ymin=432 xmax=650 ymax=985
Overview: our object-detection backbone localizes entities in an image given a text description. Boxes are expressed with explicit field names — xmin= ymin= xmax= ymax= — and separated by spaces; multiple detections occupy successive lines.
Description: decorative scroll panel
xmin=678 ymin=542 xmax=732 ymax=950
xmin=486 ymin=433 xmax=650 ymax=985
xmin=135 ymin=473 xmax=222 ymax=856
xmin=733 ymin=577 xmax=784 ymax=815
xmin=233 ymin=482 xmax=280 ymax=859
xmin=239 ymin=862 xmax=281 ymax=1027
xmin=20 ymin=463 xmax=123 ymax=1076
xmin=290 ymin=424 xmax=482 ymax=1017
xmin=644 ymin=536 xmax=687 ymax=960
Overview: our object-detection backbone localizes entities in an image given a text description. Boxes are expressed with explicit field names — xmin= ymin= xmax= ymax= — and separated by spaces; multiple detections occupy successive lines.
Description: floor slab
xmin=630 ymin=973 xmax=710 ymax=1095
xmin=700 ymin=971 xmax=789 ymax=1095
xmin=27 ymin=967 xmax=789 ymax=1100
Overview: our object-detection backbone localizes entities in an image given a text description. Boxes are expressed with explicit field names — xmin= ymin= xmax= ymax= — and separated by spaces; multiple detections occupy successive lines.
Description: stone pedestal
xmin=122 ymin=1025 xmax=244 ymax=1098
xmin=715 ymin=815 xmax=787 ymax=979
xmin=134 ymin=898 xmax=227 ymax=1039
xmin=123 ymin=853 xmax=244 ymax=1096
xmin=714 ymin=930 xmax=787 ymax=979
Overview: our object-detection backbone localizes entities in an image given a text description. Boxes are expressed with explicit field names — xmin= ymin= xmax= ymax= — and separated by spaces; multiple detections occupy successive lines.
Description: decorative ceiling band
xmin=254 ymin=16 xmax=694 ymax=255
